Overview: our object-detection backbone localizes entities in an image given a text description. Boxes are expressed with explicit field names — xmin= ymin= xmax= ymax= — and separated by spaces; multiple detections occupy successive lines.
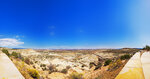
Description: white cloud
xmin=15 ymin=35 xmax=19 ymax=38
xmin=0 ymin=38 xmax=24 ymax=47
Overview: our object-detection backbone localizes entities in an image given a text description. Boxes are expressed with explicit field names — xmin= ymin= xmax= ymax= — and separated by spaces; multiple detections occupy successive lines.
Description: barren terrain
xmin=0 ymin=47 xmax=139 ymax=79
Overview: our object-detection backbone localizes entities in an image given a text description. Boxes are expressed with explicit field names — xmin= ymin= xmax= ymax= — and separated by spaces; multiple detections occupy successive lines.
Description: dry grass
xmin=11 ymin=57 xmax=40 ymax=79
xmin=68 ymin=72 xmax=84 ymax=79
xmin=28 ymin=69 xmax=40 ymax=79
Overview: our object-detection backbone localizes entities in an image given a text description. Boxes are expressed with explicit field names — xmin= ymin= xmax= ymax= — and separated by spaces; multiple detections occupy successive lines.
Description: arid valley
xmin=0 ymin=47 xmax=140 ymax=79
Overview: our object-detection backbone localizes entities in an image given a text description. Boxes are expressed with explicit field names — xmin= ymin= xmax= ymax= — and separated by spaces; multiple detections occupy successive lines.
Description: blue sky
xmin=0 ymin=0 xmax=150 ymax=49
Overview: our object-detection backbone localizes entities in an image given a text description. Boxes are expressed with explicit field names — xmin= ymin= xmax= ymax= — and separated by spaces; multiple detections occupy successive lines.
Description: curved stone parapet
xmin=0 ymin=53 xmax=24 ymax=79
xmin=115 ymin=52 xmax=145 ymax=79
xmin=141 ymin=52 xmax=150 ymax=79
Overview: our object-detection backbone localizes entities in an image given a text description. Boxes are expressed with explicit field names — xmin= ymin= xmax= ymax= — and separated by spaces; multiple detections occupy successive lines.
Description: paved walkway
xmin=116 ymin=52 xmax=150 ymax=79
xmin=0 ymin=52 xmax=24 ymax=79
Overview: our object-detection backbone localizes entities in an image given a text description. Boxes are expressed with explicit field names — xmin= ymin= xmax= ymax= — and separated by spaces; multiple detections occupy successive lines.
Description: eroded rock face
xmin=18 ymin=49 xmax=127 ymax=73
xmin=23 ymin=52 xmax=100 ymax=73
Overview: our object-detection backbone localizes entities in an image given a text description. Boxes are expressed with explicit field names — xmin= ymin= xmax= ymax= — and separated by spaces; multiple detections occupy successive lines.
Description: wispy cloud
xmin=0 ymin=38 xmax=24 ymax=47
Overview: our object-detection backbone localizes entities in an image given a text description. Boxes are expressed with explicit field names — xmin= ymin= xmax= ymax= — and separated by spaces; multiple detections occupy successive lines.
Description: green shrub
xmin=11 ymin=51 xmax=24 ymax=61
xmin=28 ymin=69 xmax=40 ymax=79
xmin=11 ymin=52 xmax=19 ymax=58
xmin=104 ymin=59 xmax=112 ymax=66
xmin=68 ymin=72 xmax=84 ymax=79
xmin=2 ymin=49 xmax=10 ymax=56
xmin=143 ymin=45 xmax=150 ymax=51
xmin=95 ymin=62 xmax=102 ymax=70
xmin=20 ymin=57 xmax=24 ymax=61
xmin=40 ymin=64 xmax=46 ymax=67
xmin=120 ymin=54 xmax=131 ymax=60
xmin=61 ymin=69 xmax=68 ymax=74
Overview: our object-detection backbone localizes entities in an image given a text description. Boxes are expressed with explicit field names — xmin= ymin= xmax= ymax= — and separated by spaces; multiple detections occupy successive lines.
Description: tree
xmin=143 ymin=45 xmax=150 ymax=51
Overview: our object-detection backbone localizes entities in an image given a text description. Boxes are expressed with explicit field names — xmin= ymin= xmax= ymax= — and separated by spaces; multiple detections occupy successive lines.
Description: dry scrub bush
xmin=60 ymin=66 xmax=71 ymax=74
xmin=13 ymin=60 xmax=32 ymax=79
xmin=61 ymin=69 xmax=68 ymax=74
xmin=68 ymin=72 xmax=84 ymax=79
xmin=66 ymin=65 xmax=71 ymax=70
xmin=108 ymin=59 xmax=122 ymax=71
xmin=28 ymin=69 xmax=40 ymax=79
xmin=48 ymin=64 xmax=57 ymax=74
xmin=24 ymin=57 xmax=33 ymax=65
